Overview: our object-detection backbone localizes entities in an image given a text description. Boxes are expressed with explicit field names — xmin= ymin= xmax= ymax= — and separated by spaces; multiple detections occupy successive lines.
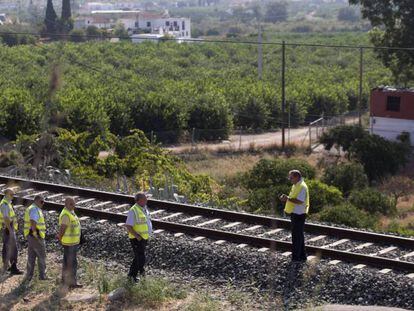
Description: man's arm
xmin=1 ymin=204 xmax=12 ymax=231
xmin=125 ymin=225 xmax=142 ymax=240
xmin=56 ymin=224 xmax=68 ymax=241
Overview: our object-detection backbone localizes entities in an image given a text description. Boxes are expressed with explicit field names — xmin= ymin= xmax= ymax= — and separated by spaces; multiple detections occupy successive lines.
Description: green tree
xmin=264 ymin=1 xmax=288 ymax=23
xmin=349 ymin=188 xmax=395 ymax=215
xmin=322 ymin=162 xmax=368 ymax=196
xmin=337 ymin=7 xmax=359 ymax=22
xmin=349 ymin=0 xmax=414 ymax=84
xmin=44 ymin=0 xmax=58 ymax=34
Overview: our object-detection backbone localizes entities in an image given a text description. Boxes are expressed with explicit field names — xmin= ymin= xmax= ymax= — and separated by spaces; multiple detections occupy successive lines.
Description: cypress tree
xmin=44 ymin=0 xmax=58 ymax=34
xmin=61 ymin=0 xmax=71 ymax=20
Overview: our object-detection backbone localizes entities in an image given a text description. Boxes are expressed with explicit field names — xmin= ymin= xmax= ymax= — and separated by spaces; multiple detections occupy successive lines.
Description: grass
xmin=181 ymin=293 xmax=221 ymax=311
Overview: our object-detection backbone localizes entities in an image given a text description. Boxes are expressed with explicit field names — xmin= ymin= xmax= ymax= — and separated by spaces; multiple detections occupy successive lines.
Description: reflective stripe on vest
xmin=284 ymin=180 xmax=310 ymax=214
xmin=128 ymin=204 xmax=149 ymax=240
xmin=0 ymin=198 xmax=18 ymax=231
xmin=24 ymin=204 xmax=46 ymax=239
xmin=59 ymin=208 xmax=81 ymax=246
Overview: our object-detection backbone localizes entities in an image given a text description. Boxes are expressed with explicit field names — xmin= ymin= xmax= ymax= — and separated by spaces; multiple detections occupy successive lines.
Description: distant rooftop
xmin=373 ymin=86 xmax=414 ymax=93
xmin=91 ymin=10 xmax=141 ymax=14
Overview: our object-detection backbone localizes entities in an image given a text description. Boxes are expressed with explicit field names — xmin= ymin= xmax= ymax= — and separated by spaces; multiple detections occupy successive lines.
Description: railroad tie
xmin=243 ymin=225 xmax=262 ymax=232
xmin=406 ymin=273 xmax=414 ymax=279
xmin=379 ymin=269 xmax=392 ymax=274
xmin=352 ymin=264 xmax=366 ymax=270
xmin=214 ymin=240 xmax=226 ymax=245
xmin=321 ymin=239 xmax=349 ymax=249
xmin=150 ymin=209 xmax=165 ymax=216
xmin=47 ymin=193 xmax=64 ymax=199
xmin=260 ymin=228 xmax=284 ymax=237
xmin=402 ymin=251 xmax=414 ymax=259
xmin=258 ymin=247 xmax=269 ymax=252
xmin=196 ymin=218 xmax=221 ymax=227
xmin=307 ymin=235 xmax=327 ymax=242
xmin=328 ymin=260 xmax=342 ymax=265
xmin=174 ymin=232 xmax=184 ymax=237
xmin=76 ymin=198 xmax=95 ymax=205
xmin=369 ymin=246 xmax=397 ymax=257
xmin=282 ymin=251 xmax=292 ymax=257
xmin=237 ymin=244 xmax=248 ymax=248
xmin=97 ymin=219 xmax=108 ymax=224
xmin=93 ymin=201 xmax=112 ymax=208
xmin=161 ymin=212 xmax=183 ymax=220
xmin=153 ymin=229 xmax=164 ymax=234
xmin=221 ymin=222 xmax=241 ymax=229
xmin=181 ymin=215 xmax=202 ymax=223
xmin=193 ymin=236 xmax=205 ymax=241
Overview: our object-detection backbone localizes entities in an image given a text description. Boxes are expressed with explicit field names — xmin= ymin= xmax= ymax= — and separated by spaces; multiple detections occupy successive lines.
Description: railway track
xmin=1 ymin=175 xmax=414 ymax=275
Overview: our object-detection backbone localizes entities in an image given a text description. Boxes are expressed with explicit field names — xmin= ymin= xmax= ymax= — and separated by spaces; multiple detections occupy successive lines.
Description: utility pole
xmin=358 ymin=47 xmax=363 ymax=126
xmin=258 ymin=21 xmax=263 ymax=80
xmin=281 ymin=41 xmax=286 ymax=150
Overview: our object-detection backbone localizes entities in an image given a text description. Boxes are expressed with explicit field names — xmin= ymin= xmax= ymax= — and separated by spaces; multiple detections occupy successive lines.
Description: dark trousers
xmin=2 ymin=228 xmax=18 ymax=269
xmin=62 ymin=245 xmax=78 ymax=286
xmin=291 ymin=213 xmax=307 ymax=261
xmin=128 ymin=238 xmax=147 ymax=278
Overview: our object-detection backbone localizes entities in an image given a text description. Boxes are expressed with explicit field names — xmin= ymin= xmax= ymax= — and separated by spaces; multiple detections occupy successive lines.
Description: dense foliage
xmin=318 ymin=203 xmax=376 ymax=228
xmin=349 ymin=0 xmax=414 ymax=84
xmin=349 ymin=188 xmax=395 ymax=216
xmin=320 ymin=125 xmax=411 ymax=181
xmin=0 ymin=33 xmax=393 ymax=143
xmin=322 ymin=162 xmax=368 ymax=196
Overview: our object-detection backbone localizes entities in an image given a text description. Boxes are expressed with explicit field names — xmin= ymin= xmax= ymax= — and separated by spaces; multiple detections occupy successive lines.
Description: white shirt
xmin=292 ymin=180 xmax=308 ymax=215
xmin=126 ymin=205 xmax=153 ymax=235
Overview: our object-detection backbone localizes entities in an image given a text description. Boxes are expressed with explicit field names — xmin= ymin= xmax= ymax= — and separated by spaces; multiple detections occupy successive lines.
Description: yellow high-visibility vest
xmin=24 ymin=204 xmax=46 ymax=239
xmin=59 ymin=208 xmax=81 ymax=246
xmin=0 ymin=198 xmax=18 ymax=231
xmin=284 ymin=179 xmax=310 ymax=214
xmin=128 ymin=204 xmax=149 ymax=240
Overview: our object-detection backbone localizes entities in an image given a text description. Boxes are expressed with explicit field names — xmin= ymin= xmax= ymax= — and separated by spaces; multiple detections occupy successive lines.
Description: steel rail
xmin=12 ymin=196 xmax=414 ymax=272
xmin=1 ymin=175 xmax=413 ymax=249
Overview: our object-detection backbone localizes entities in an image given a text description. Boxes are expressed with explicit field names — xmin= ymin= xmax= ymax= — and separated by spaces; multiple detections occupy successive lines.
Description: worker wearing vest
xmin=56 ymin=197 xmax=82 ymax=288
xmin=125 ymin=192 xmax=152 ymax=282
xmin=24 ymin=195 xmax=48 ymax=281
xmin=1 ymin=188 xmax=23 ymax=275
xmin=280 ymin=170 xmax=310 ymax=262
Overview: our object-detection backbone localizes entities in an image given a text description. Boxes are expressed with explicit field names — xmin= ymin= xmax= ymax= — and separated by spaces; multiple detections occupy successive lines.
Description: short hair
xmin=289 ymin=170 xmax=302 ymax=179
xmin=34 ymin=194 xmax=45 ymax=202
xmin=134 ymin=192 xmax=147 ymax=202
xmin=4 ymin=188 xmax=15 ymax=196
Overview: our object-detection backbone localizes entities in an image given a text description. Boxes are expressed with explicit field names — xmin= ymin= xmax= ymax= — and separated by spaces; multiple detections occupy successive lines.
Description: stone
xmin=108 ymin=287 xmax=128 ymax=302
xmin=63 ymin=291 xmax=99 ymax=303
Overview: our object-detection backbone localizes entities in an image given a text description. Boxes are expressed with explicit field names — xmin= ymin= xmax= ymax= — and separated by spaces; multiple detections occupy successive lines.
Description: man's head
xmin=4 ymin=188 xmax=15 ymax=200
xmin=135 ymin=192 xmax=148 ymax=207
xmin=34 ymin=195 xmax=45 ymax=208
xmin=288 ymin=170 xmax=302 ymax=184
xmin=64 ymin=197 xmax=76 ymax=211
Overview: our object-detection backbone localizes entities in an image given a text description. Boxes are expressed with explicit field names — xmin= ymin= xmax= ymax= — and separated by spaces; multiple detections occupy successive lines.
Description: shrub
xmin=322 ymin=162 xmax=368 ymax=196
xmin=307 ymin=180 xmax=343 ymax=214
xmin=319 ymin=125 xmax=366 ymax=152
xmin=349 ymin=188 xmax=395 ymax=215
xmin=244 ymin=158 xmax=315 ymax=213
xmin=350 ymin=134 xmax=410 ymax=181
xmin=318 ymin=203 xmax=377 ymax=228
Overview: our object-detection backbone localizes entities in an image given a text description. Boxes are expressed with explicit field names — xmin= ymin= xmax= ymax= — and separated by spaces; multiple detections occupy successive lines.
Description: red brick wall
xmin=370 ymin=89 xmax=414 ymax=120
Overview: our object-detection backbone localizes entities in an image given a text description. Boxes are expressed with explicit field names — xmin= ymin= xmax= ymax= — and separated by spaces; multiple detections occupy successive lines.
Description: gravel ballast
xmin=10 ymin=208 xmax=414 ymax=310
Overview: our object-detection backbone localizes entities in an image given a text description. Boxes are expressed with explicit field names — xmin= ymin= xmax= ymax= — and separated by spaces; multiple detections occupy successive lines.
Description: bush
xmin=69 ymin=29 xmax=86 ymax=42
xmin=307 ymin=180 xmax=343 ymax=214
xmin=320 ymin=125 xmax=366 ymax=152
xmin=349 ymin=188 xmax=395 ymax=215
xmin=318 ymin=203 xmax=377 ymax=228
xmin=244 ymin=158 xmax=315 ymax=213
xmin=350 ymin=134 xmax=410 ymax=181
xmin=322 ymin=162 xmax=368 ymax=196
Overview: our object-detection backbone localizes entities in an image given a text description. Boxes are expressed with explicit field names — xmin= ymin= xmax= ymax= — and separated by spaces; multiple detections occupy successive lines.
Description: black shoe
xmin=69 ymin=283 xmax=83 ymax=289
xmin=10 ymin=269 xmax=24 ymax=275
xmin=128 ymin=276 xmax=139 ymax=283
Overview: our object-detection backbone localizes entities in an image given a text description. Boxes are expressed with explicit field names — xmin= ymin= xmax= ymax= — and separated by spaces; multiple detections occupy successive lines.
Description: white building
xmin=75 ymin=10 xmax=191 ymax=39
xmin=370 ymin=86 xmax=414 ymax=145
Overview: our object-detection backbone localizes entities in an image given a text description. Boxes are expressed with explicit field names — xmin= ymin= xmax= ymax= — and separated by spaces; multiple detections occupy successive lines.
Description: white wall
xmin=370 ymin=116 xmax=414 ymax=145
